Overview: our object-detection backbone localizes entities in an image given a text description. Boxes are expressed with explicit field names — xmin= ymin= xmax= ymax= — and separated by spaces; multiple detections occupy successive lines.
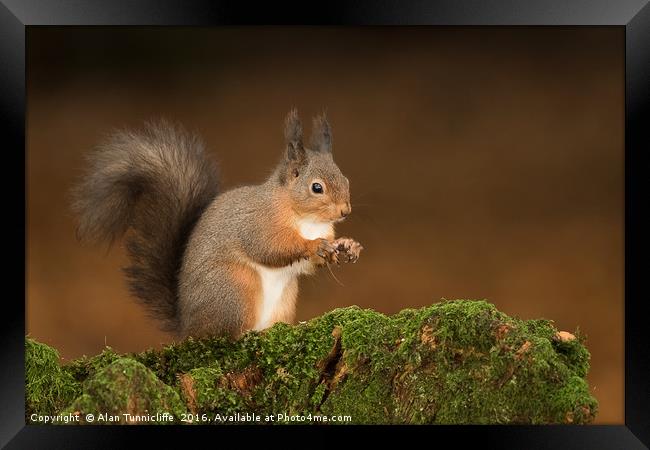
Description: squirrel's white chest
xmin=251 ymin=218 xmax=332 ymax=331
xmin=296 ymin=218 xmax=333 ymax=240
xmin=251 ymin=260 xmax=309 ymax=331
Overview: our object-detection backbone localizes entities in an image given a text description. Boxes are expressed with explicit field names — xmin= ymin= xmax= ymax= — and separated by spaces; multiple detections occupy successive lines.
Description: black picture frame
xmin=2 ymin=1 xmax=649 ymax=448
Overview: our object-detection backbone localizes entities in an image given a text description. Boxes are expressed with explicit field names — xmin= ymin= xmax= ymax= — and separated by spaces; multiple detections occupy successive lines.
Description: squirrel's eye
xmin=311 ymin=182 xmax=323 ymax=194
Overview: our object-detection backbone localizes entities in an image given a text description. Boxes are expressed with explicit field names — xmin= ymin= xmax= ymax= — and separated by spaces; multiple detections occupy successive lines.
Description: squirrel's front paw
xmin=315 ymin=239 xmax=339 ymax=265
xmin=333 ymin=237 xmax=363 ymax=263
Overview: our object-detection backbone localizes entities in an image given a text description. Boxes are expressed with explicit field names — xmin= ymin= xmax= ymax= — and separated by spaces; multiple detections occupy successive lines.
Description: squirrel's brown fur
xmin=72 ymin=110 xmax=362 ymax=339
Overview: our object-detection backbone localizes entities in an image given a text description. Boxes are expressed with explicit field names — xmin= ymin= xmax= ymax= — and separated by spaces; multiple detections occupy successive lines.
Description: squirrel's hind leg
xmin=179 ymin=263 xmax=261 ymax=340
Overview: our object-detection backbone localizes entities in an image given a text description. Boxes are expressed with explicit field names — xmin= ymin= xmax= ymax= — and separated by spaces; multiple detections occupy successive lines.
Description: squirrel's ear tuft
xmin=284 ymin=108 xmax=305 ymax=163
xmin=309 ymin=113 xmax=332 ymax=153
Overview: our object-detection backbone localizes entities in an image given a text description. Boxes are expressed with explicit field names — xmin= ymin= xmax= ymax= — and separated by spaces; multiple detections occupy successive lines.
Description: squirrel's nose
xmin=340 ymin=203 xmax=351 ymax=218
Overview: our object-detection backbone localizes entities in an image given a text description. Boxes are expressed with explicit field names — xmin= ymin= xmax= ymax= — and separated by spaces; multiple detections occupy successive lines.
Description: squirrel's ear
xmin=309 ymin=113 xmax=332 ymax=153
xmin=284 ymin=108 xmax=306 ymax=164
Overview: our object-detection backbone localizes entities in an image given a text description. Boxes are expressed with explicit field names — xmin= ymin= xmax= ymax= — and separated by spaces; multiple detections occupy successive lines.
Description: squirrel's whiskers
xmin=325 ymin=260 xmax=346 ymax=287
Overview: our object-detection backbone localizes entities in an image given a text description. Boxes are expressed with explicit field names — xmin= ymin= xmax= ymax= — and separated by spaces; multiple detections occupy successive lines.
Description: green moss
xmin=25 ymin=337 xmax=80 ymax=419
xmin=320 ymin=371 xmax=395 ymax=424
xmin=25 ymin=300 xmax=598 ymax=424
xmin=552 ymin=330 xmax=591 ymax=378
xmin=133 ymin=336 xmax=236 ymax=385
xmin=63 ymin=358 xmax=187 ymax=424
xmin=550 ymin=376 xmax=599 ymax=423
xmin=63 ymin=347 xmax=121 ymax=382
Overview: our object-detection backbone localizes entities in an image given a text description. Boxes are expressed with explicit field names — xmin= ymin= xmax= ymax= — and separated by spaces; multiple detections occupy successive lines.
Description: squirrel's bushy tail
xmin=72 ymin=120 xmax=219 ymax=333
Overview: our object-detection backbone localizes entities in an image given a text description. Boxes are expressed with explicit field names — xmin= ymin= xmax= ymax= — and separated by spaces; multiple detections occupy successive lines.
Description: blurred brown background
xmin=26 ymin=27 xmax=623 ymax=423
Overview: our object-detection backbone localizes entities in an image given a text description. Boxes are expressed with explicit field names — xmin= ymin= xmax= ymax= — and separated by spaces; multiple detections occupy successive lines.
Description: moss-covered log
xmin=25 ymin=300 xmax=598 ymax=424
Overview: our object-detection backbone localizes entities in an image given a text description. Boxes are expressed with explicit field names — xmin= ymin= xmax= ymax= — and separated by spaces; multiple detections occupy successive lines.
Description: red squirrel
xmin=72 ymin=109 xmax=363 ymax=339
